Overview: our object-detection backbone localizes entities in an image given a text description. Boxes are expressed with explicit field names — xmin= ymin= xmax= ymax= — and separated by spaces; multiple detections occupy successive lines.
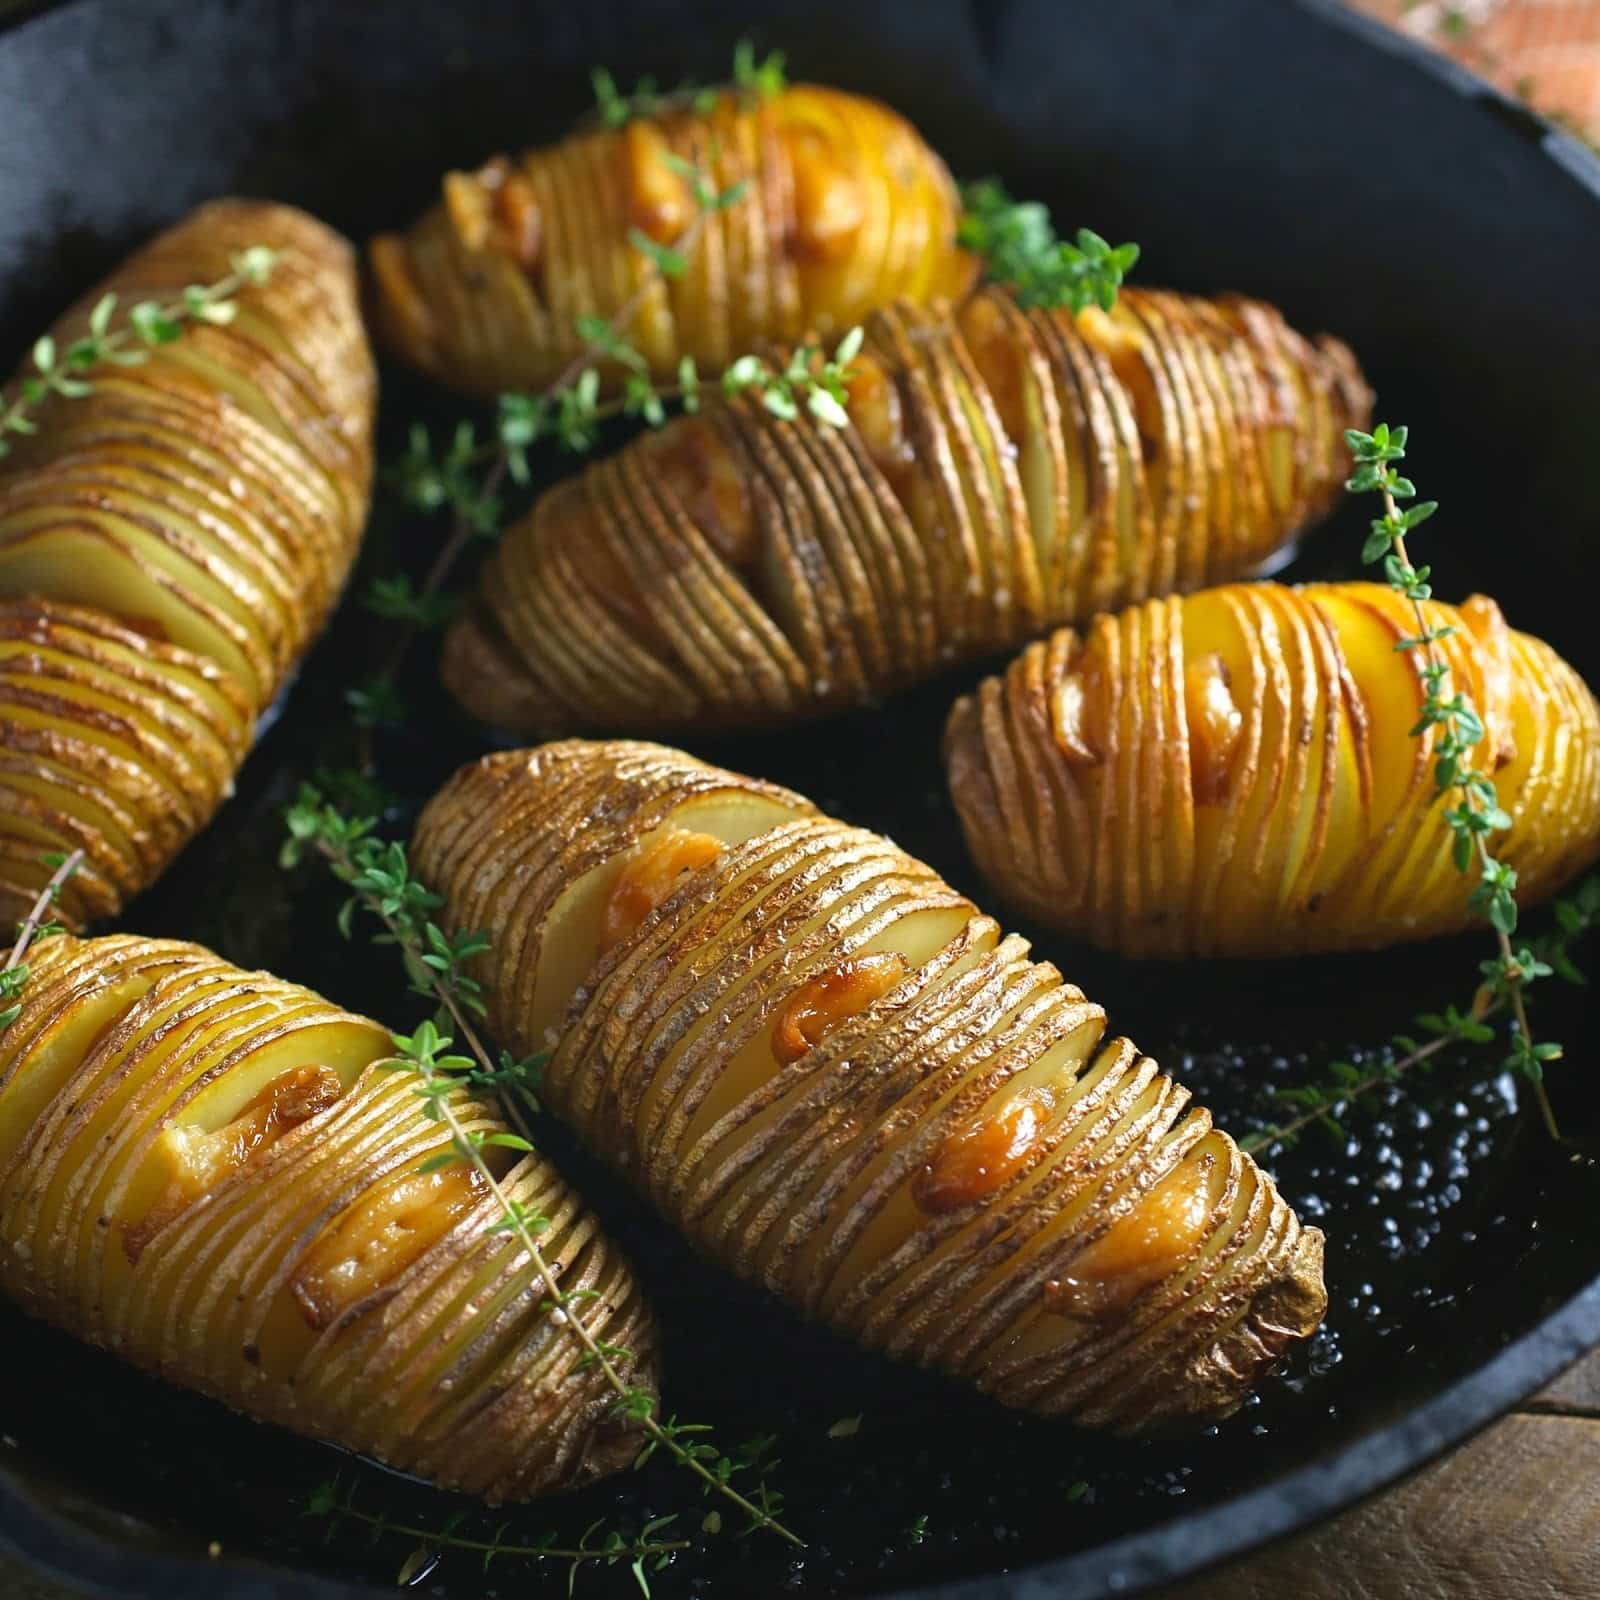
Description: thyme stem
xmin=4 ymin=849 xmax=84 ymax=971
xmin=288 ymin=815 xmax=802 ymax=1549
xmin=308 ymin=1478 xmax=686 ymax=1593
xmin=381 ymin=1525 xmax=688 ymax=1565
xmin=0 ymin=251 xmax=278 ymax=459
xmin=1240 ymin=999 xmax=1497 ymax=1157
xmin=548 ymin=208 xmax=709 ymax=402
xmin=1381 ymin=478 xmax=1561 ymax=1142
xmin=1249 ymin=423 xmax=1586 ymax=1156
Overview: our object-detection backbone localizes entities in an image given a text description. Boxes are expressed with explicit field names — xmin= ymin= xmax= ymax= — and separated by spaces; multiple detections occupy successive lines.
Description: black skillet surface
xmin=1 ymin=1 xmax=1599 ymax=1596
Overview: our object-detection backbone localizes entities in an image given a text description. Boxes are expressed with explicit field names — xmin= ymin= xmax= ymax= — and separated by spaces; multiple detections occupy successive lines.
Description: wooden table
xmin=4 ymin=1350 xmax=1596 ymax=1597
xmin=1171 ymin=1349 xmax=1600 ymax=1599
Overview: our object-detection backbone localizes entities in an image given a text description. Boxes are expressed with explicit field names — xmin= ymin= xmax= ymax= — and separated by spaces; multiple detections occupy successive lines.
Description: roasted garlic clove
xmin=601 ymin=826 xmax=727 ymax=952
xmin=0 ymin=200 xmax=375 ymax=928
xmin=414 ymin=740 xmax=1327 ymax=1430
xmin=123 ymin=1063 xmax=344 ymax=1263
xmin=369 ymin=84 xmax=974 ymax=395
xmin=945 ymin=581 xmax=1600 ymax=957
xmin=771 ymin=953 xmax=908 ymax=1065
xmin=443 ymin=286 xmax=1369 ymax=736
xmin=0 ymin=934 xmax=655 ymax=1503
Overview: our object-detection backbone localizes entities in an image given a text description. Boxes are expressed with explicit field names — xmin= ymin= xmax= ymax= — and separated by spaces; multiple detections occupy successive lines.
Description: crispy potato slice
xmin=0 ymin=601 xmax=250 ymax=930
xmin=372 ymin=84 xmax=973 ymax=395
xmin=415 ymin=740 xmax=1327 ymax=1428
xmin=947 ymin=581 xmax=1600 ymax=956
xmin=445 ymin=286 xmax=1368 ymax=736
xmin=0 ymin=934 xmax=655 ymax=1503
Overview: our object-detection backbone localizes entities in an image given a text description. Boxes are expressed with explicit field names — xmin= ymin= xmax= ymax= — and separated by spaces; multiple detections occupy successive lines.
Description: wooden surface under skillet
xmin=3 ymin=1347 xmax=1597 ymax=1597
xmin=0 ymin=5 xmax=1596 ymax=1599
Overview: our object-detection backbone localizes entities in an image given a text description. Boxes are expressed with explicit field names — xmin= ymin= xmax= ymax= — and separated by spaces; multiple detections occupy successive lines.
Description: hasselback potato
xmin=945 ymin=581 xmax=1600 ymax=958
xmin=0 ymin=601 xmax=251 ymax=930
xmin=369 ymin=84 xmax=974 ymax=394
xmin=443 ymin=285 xmax=1369 ymax=736
xmin=413 ymin=740 xmax=1327 ymax=1428
xmin=0 ymin=199 xmax=375 ymax=927
xmin=0 ymin=933 xmax=655 ymax=1502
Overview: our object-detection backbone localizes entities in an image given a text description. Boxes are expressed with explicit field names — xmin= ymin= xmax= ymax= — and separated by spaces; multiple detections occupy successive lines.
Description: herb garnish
xmin=958 ymin=179 xmax=1139 ymax=312
xmin=0 ymin=849 xmax=85 ymax=1033
xmin=590 ymin=38 xmax=786 ymax=129
xmin=0 ymin=249 xmax=278 ymax=459
xmin=281 ymin=793 xmax=801 ymax=1548
xmin=1243 ymin=424 xmax=1591 ymax=1154
xmin=1242 ymin=873 xmax=1597 ymax=1154
xmin=307 ymin=1477 xmax=686 ymax=1595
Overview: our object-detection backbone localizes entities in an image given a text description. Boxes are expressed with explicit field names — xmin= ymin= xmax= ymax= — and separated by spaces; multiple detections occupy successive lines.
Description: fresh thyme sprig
xmin=1241 ymin=874 xmax=1599 ymax=1156
xmin=353 ymin=145 xmax=777 ymax=760
xmin=357 ymin=151 xmax=858 ymax=763
xmin=723 ymin=327 xmax=861 ymax=426
xmin=1244 ymin=425 xmax=1592 ymax=1156
xmin=592 ymin=66 xmax=719 ymax=127
xmin=1346 ymin=422 xmax=1564 ymax=1139
xmin=730 ymin=39 xmax=788 ymax=100
xmin=590 ymin=38 xmax=786 ymax=129
xmin=306 ymin=1476 xmax=686 ymax=1595
xmin=0 ymin=849 xmax=85 ymax=1033
xmin=957 ymin=180 xmax=1139 ymax=313
xmin=280 ymin=792 xmax=802 ymax=1549
xmin=0 ymin=249 xmax=278 ymax=459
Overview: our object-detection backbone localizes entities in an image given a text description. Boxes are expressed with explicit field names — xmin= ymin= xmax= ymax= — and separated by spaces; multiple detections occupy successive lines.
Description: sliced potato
xmin=0 ymin=600 xmax=251 ymax=929
xmin=946 ymin=580 xmax=1600 ymax=957
xmin=0 ymin=199 xmax=375 ymax=926
xmin=414 ymin=740 xmax=1327 ymax=1429
xmin=0 ymin=933 xmax=656 ymax=1503
xmin=0 ymin=199 xmax=373 ymax=710
xmin=444 ymin=285 xmax=1369 ymax=736
xmin=370 ymin=84 xmax=974 ymax=395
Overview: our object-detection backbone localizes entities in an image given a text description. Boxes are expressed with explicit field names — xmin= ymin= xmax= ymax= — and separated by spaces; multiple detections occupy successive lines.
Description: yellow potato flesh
xmin=1 ymin=766 xmax=140 ymax=864
xmin=687 ymin=905 xmax=974 ymax=1149
xmin=948 ymin=581 xmax=1600 ymax=956
xmin=627 ymin=855 xmax=948 ymax=1146
xmin=0 ymin=629 xmax=240 ymax=735
xmin=0 ymin=935 xmax=655 ymax=1502
xmin=999 ymin=1130 xmax=1229 ymax=1368
xmin=532 ymin=793 xmax=800 ymax=1044
xmin=0 ymin=524 xmax=254 ymax=691
xmin=0 ymin=603 xmax=250 ymax=929
xmin=815 ymin=993 xmax=1110 ymax=1318
xmin=0 ymin=971 xmax=161 ymax=1162
xmin=417 ymin=741 xmax=1328 ymax=1427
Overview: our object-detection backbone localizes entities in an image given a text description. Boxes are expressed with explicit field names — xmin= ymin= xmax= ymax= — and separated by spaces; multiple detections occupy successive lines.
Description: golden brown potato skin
xmin=369 ymin=85 xmax=975 ymax=394
xmin=0 ymin=601 xmax=251 ymax=930
xmin=442 ymin=286 xmax=1369 ymax=736
xmin=414 ymin=739 xmax=1326 ymax=1430
xmin=945 ymin=581 xmax=1600 ymax=958
xmin=0 ymin=200 xmax=375 ymax=927
xmin=0 ymin=933 xmax=655 ymax=1503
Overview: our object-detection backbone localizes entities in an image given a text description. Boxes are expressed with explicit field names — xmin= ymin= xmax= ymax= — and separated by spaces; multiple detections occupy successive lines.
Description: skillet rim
xmin=0 ymin=0 xmax=1595 ymax=1595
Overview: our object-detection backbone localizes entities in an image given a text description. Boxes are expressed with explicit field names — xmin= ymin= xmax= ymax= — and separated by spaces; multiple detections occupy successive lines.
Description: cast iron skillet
xmin=0 ymin=1 xmax=1597 ymax=1596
